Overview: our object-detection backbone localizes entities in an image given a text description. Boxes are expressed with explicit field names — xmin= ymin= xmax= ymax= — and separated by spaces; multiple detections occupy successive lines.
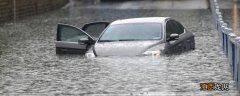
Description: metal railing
xmin=210 ymin=0 xmax=240 ymax=90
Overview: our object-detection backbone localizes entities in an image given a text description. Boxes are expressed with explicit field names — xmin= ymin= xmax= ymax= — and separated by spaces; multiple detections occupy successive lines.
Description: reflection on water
xmin=13 ymin=0 xmax=16 ymax=25
xmin=233 ymin=0 xmax=239 ymax=36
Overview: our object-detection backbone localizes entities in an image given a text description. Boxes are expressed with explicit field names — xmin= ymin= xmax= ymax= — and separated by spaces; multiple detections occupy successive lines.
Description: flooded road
xmin=0 ymin=0 xmax=239 ymax=95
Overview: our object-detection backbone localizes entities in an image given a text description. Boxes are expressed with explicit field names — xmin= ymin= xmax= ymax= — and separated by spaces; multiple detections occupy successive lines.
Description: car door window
xmin=82 ymin=22 xmax=109 ymax=40
xmin=166 ymin=20 xmax=176 ymax=38
xmin=60 ymin=26 xmax=88 ymax=42
xmin=58 ymin=25 xmax=91 ymax=42
xmin=166 ymin=20 xmax=184 ymax=38
xmin=174 ymin=21 xmax=184 ymax=34
xmin=56 ymin=24 xmax=94 ymax=54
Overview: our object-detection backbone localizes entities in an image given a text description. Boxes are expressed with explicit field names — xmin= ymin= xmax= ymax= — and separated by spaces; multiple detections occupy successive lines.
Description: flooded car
xmin=55 ymin=17 xmax=195 ymax=57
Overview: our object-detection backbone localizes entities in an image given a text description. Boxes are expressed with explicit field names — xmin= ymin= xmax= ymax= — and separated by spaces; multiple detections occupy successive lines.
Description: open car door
xmin=82 ymin=22 xmax=109 ymax=40
xmin=56 ymin=24 xmax=95 ymax=54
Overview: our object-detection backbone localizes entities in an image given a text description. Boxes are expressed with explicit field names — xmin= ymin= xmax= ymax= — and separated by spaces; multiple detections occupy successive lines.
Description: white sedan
xmin=56 ymin=17 xmax=195 ymax=57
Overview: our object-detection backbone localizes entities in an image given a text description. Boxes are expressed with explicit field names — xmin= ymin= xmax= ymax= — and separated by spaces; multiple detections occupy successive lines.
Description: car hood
xmin=94 ymin=40 xmax=164 ymax=56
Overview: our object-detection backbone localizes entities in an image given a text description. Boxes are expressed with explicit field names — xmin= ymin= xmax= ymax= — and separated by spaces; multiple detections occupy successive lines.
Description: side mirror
xmin=78 ymin=37 xmax=95 ymax=45
xmin=79 ymin=37 xmax=89 ymax=42
xmin=78 ymin=37 xmax=89 ymax=45
xmin=167 ymin=33 xmax=179 ymax=42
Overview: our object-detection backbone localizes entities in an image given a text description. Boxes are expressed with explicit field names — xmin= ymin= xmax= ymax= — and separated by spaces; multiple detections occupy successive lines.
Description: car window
xmin=166 ymin=20 xmax=176 ymax=38
xmin=166 ymin=20 xmax=184 ymax=38
xmin=60 ymin=25 xmax=89 ymax=42
xmin=99 ymin=23 xmax=162 ymax=41
xmin=83 ymin=23 xmax=108 ymax=40
xmin=174 ymin=21 xmax=184 ymax=34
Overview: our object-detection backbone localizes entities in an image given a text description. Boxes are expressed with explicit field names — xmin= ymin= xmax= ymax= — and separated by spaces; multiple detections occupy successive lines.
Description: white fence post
xmin=229 ymin=33 xmax=237 ymax=80
xmin=225 ymin=27 xmax=230 ymax=57
xmin=222 ymin=23 xmax=228 ymax=52
xmin=210 ymin=0 xmax=240 ymax=91
xmin=236 ymin=37 xmax=240 ymax=88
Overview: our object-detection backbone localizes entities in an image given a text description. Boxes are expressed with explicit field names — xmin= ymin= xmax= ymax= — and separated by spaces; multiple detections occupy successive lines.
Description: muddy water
xmin=0 ymin=1 xmax=239 ymax=96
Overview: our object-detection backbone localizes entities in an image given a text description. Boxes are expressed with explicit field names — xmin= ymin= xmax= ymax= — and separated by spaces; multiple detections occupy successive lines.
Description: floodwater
xmin=0 ymin=0 xmax=239 ymax=95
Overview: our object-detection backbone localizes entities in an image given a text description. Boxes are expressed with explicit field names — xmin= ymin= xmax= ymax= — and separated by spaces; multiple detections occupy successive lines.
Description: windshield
xmin=99 ymin=23 xmax=162 ymax=41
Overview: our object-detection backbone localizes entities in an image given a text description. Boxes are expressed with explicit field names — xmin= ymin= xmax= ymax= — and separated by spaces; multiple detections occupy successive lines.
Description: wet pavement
xmin=0 ymin=0 xmax=239 ymax=95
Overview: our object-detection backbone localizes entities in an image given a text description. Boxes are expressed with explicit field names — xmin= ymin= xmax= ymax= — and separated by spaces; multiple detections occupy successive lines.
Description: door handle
xmin=78 ymin=42 xmax=86 ymax=45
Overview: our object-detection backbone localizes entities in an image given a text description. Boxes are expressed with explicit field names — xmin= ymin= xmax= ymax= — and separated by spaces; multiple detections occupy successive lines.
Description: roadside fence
xmin=210 ymin=0 xmax=240 ymax=90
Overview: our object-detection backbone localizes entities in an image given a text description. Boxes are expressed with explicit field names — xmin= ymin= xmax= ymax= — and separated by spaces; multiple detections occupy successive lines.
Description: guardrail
xmin=210 ymin=0 xmax=240 ymax=90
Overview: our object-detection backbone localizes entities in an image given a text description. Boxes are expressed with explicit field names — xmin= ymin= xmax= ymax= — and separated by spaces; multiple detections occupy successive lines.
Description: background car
xmin=55 ymin=17 xmax=195 ymax=57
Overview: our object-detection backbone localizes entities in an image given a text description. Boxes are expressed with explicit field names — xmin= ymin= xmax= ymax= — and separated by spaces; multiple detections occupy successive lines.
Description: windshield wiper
xmin=98 ymin=40 xmax=118 ymax=42
xmin=99 ymin=39 xmax=157 ymax=42
xmin=118 ymin=39 xmax=150 ymax=41
xmin=118 ymin=39 xmax=138 ymax=41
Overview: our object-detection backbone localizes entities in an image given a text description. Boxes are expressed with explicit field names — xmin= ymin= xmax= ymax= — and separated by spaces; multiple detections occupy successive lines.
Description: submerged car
xmin=56 ymin=17 xmax=195 ymax=57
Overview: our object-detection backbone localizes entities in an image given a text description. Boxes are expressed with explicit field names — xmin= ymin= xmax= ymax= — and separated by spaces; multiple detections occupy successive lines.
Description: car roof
xmin=111 ymin=17 xmax=171 ymax=25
